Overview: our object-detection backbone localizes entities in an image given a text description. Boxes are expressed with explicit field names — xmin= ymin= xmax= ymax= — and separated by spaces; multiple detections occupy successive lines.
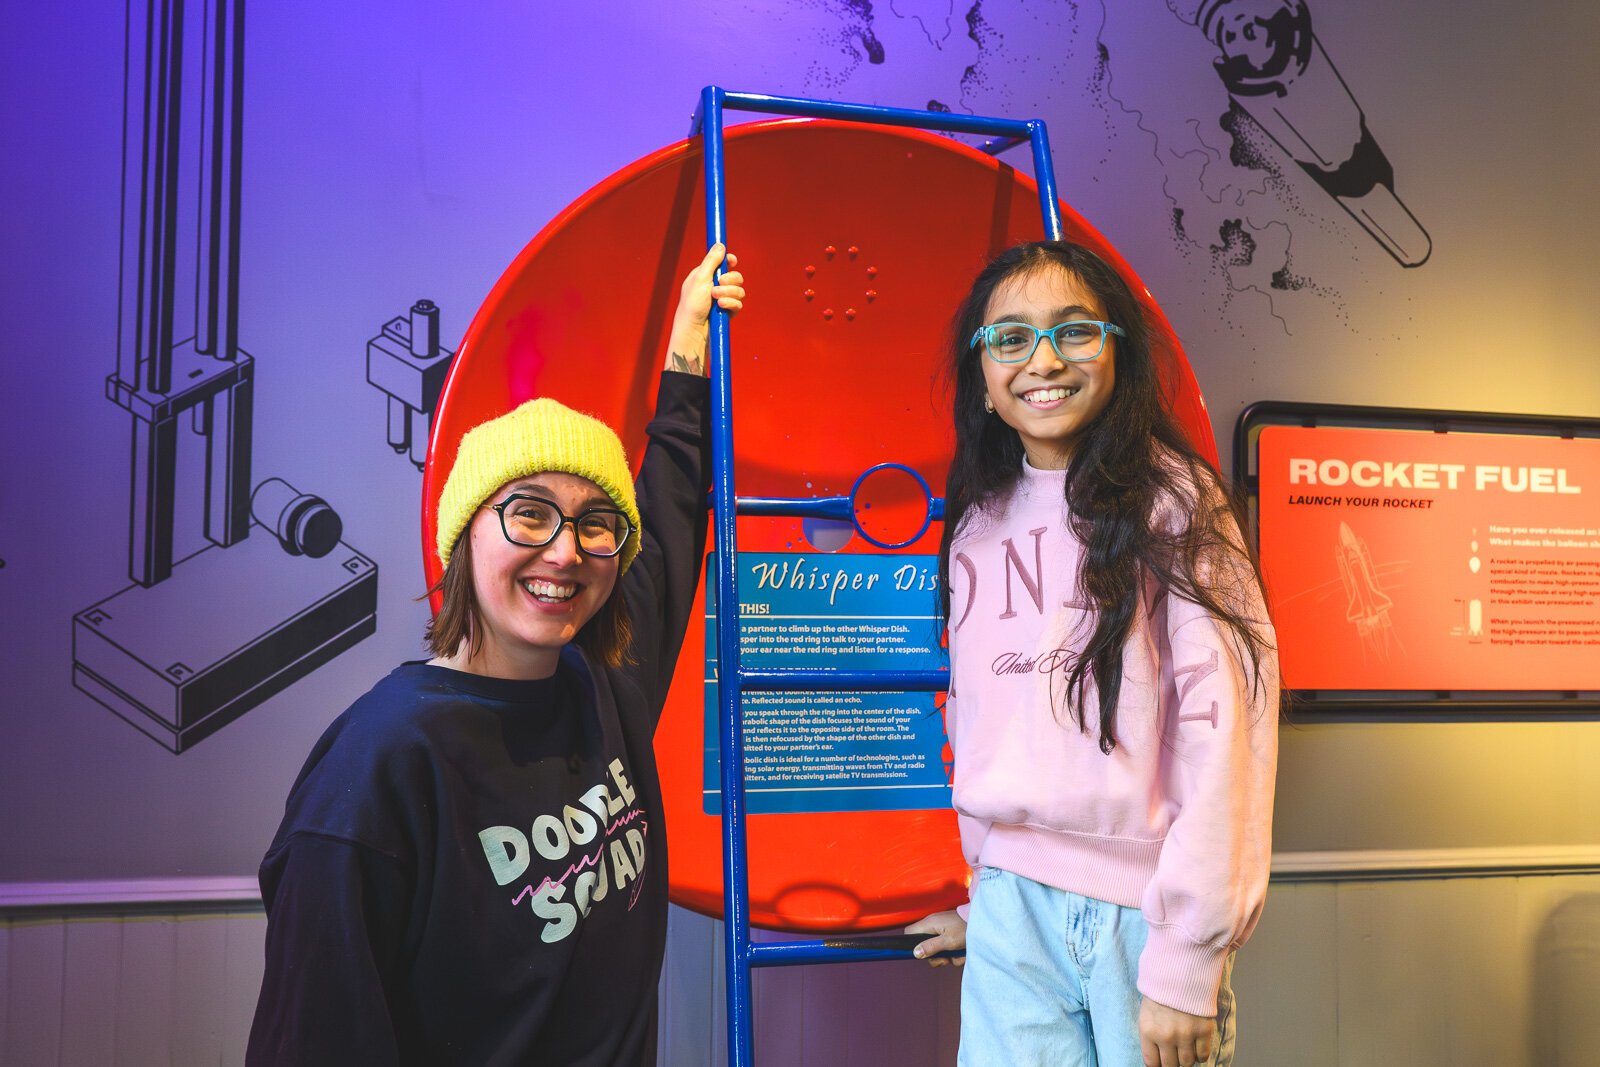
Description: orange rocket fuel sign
xmin=1257 ymin=426 xmax=1600 ymax=692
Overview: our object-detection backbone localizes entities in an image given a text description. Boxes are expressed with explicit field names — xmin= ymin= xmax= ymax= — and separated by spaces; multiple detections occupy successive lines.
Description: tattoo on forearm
xmin=669 ymin=350 xmax=706 ymax=376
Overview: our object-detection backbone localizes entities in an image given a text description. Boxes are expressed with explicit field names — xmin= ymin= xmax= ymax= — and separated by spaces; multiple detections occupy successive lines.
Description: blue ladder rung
xmin=745 ymin=940 xmax=921 ymax=966
xmin=748 ymin=936 xmax=965 ymax=967
xmin=694 ymin=89 xmax=1038 ymax=142
xmin=733 ymin=495 xmax=852 ymax=520
xmin=738 ymin=668 xmax=948 ymax=692
xmin=719 ymin=494 xmax=948 ymax=523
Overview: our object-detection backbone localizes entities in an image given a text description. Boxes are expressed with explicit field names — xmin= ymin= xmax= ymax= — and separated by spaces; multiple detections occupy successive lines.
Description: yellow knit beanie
xmin=435 ymin=398 xmax=640 ymax=574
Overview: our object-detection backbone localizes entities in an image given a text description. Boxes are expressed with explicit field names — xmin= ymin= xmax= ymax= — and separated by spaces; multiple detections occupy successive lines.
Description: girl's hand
xmin=1139 ymin=996 xmax=1216 ymax=1067
xmin=904 ymin=910 xmax=966 ymax=968
xmin=666 ymin=243 xmax=745 ymax=376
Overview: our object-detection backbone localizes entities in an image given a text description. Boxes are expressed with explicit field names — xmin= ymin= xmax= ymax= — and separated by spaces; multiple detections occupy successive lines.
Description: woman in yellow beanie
xmin=249 ymin=246 xmax=743 ymax=1066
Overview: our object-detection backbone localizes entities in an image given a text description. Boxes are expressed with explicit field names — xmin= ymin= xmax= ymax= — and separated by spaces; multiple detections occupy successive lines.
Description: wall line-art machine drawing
xmin=367 ymin=299 xmax=455 ymax=471
xmin=1170 ymin=0 xmax=1431 ymax=267
xmin=72 ymin=0 xmax=377 ymax=753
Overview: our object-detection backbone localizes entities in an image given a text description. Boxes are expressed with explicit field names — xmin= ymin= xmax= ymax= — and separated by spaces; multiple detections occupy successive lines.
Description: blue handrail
xmin=696 ymin=84 xmax=1063 ymax=1067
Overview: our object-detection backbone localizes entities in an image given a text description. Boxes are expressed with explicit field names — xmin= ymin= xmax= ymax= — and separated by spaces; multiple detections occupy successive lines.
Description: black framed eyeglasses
xmin=484 ymin=494 xmax=633 ymax=557
xmin=969 ymin=319 xmax=1126 ymax=363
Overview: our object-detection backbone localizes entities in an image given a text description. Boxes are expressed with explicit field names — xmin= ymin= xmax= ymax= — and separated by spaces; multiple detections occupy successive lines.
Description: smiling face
xmin=455 ymin=471 xmax=622 ymax=679
xmin=979 ymin=266 xmax=1118 ymax=469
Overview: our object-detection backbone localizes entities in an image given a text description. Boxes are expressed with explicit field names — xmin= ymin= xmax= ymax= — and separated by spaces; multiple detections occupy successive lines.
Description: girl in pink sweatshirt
xmin=907 ymin=241 xmax=1278 ymax=1067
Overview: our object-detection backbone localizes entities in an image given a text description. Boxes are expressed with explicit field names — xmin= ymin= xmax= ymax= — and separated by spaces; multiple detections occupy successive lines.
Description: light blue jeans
xmin=959 ymin=867 xmax=1236 ymax=1067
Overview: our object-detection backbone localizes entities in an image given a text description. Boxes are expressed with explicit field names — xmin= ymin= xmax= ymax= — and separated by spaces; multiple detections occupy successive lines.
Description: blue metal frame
xmin=692 ymin=85 xmax=1064 ymax=1066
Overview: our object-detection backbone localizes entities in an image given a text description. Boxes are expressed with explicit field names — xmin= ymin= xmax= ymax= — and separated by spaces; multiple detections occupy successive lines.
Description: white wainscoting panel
xmin=6 ymin=872 xmax=1600 ymax=1065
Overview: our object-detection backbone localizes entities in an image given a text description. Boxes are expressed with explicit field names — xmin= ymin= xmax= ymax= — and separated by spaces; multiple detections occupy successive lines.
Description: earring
xmin=983 ymin=394 xmax=994 ymax=413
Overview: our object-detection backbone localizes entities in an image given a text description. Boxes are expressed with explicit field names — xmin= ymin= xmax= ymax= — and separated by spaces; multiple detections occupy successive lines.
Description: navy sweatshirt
xmin=248 ymin=373 xmax=709 ymax=1066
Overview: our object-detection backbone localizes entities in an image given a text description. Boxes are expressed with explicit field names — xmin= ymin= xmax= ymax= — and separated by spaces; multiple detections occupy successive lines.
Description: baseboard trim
xmin=0 ymin=876 xmax=261 ymax=910
xmin=4 ymin=847 xmax=1598 ymax=911
xmin=1268 ymin=845 xmax=1600 ymax=882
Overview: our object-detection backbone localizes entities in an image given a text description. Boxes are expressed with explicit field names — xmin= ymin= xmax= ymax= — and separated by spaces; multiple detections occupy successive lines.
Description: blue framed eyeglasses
xmin=969 ymin=320 xmax=1126 ymax=363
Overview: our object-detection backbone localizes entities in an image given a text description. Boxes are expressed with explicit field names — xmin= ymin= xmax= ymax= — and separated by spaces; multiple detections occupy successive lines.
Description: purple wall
xmin=1 ymin=0 xmax=1596 ymax=892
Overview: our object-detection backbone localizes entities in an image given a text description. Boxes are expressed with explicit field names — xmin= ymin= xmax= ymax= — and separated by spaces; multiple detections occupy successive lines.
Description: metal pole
xmin=700 ymin=84 xmax=756 ymax=1067
xmin=1029 ymin=120 xmax=1064 ymax=240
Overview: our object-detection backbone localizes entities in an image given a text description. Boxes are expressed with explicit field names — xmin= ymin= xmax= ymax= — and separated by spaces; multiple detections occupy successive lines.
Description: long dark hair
xmin=938 ymin=241 xmax=1272 ymax=753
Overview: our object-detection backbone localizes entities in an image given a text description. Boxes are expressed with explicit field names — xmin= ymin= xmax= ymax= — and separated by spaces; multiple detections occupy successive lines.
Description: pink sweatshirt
xmin=947 ymin=458 xmax=1278 ymax=1017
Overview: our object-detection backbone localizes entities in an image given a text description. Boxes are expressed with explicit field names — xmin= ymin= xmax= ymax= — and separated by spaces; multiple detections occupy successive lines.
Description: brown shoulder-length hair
xmin=424 ymin=528 xmax=636 ymax=670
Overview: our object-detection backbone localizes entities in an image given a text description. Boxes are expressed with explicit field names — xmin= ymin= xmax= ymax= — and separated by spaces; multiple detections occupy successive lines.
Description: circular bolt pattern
xmin=805 ymin=244 xmax=878 ymax=321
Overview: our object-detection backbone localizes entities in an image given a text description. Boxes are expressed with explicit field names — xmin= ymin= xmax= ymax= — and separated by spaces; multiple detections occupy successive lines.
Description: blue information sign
xmin=703 ymin=552 xmax=952 ymax=815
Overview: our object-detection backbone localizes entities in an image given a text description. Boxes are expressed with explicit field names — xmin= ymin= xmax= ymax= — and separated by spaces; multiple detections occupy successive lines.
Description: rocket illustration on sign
xmin=1335 ymin=520 xmax=1400 ymax=661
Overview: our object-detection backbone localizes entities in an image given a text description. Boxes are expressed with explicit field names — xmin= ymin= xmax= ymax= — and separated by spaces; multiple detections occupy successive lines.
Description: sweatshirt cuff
xmin=1137 ymin=924 xmax=1229 ymax=1018
xmin=657 ymin=369 xmax=710 ymax=408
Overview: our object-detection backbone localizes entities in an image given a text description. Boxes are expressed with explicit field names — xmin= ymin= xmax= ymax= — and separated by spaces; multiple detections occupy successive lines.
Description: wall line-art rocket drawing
xmin=1169 ymin=0 xmax=1432 ymax=267
xmin=72 ymin=0 xmax=377 ymax=753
